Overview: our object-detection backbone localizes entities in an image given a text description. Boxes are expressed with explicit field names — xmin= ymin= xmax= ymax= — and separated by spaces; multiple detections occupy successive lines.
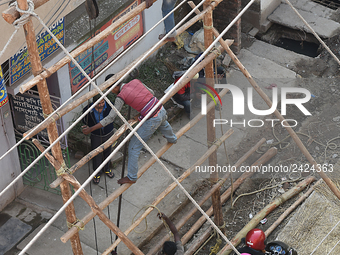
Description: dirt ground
xmin=136 ymin=30 xmax=340 ymax=254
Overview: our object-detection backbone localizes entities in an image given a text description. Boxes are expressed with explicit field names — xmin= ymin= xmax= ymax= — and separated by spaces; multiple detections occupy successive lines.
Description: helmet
xmin=245 ymin=228 xmax=266 ymax=251
xmin=265 ymin=241 xmax=298 ymax=255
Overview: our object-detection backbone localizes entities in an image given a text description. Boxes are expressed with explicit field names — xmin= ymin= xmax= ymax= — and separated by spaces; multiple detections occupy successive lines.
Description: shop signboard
xmin=69 ymin=0 xmax=143 ymax=94
xmin=9 ymin=18 xmax=65 ymax=85
xmin=0 ymin=66 xmax=8 ymax=108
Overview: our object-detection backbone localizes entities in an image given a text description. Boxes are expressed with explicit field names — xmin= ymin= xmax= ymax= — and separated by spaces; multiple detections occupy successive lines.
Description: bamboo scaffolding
xmin=102 ymin=129 xmax=234 ymax=255
xmin=146 ymin=138 xmax=266 ymax=255
xmin=264 ymin=179 xmax=321 ymax=237
xmin=212 ymin=27 xmax=340 ymax=201
xmin=217 ymin=176 xmax=316 ymax=255
xmin=182 ymin=147 xmax=278 ymax=254
xmin=32 ymin=139 xmax=143 ymax=254
xmin=49 ymin=116 xmax=138 ymax=188
xmin=16 ymin=0 xmax=82 ymax=253
xmin=22 ymin=35 xmax=233 ymax=140
xmin=2 ymin=0 xmax=50 ymax=24
xmin=61 ymin=87 xmax=231 ymax=243
xmin=19 ymin=0 xmax=225 ymax=94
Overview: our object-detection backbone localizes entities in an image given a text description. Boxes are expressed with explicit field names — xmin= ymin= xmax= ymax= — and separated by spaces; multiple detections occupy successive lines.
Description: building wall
xmin=0 ymin=102 xmax=24 ymax=211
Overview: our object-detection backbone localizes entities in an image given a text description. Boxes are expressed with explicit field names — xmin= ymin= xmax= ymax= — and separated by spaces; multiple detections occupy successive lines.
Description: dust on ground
xmin=137 ymin=32 xmax=340 ymax=254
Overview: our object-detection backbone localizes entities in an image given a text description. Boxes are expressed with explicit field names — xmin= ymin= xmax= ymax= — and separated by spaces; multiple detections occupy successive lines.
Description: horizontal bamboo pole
xmin=49 ymin=116 xmax=138 ymax=188
xmin=60 ymin=87 xmax=230 ymax=243
xmin=103 ymin=129 xmax=234 ymax=255
xmin=264 ymin=179 xmax=321 ymax=237
xmin=217 ymin=176 xmax=316 ymax=255
xmin=182 ymin=147 xmax=278 ymax=254
xmin=146 ymin=138 xmax=266 ymax=255
xmin=2 ymin=0 xmax=49 ymax=24
xmin=213 ymin=27 xmax=340 ymax=201
xmin=63 ymin=174 xmax=143 ymax=255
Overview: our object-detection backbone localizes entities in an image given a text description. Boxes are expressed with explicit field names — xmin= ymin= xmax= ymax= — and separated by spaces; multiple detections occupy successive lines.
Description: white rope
xmin=0 ymin=0 xmax=187 ymax=194
xmin=16 ymin=0 xmax=254 ymax=254
xmin=284 ymin=0 xmax=340 ymax=66
xmin=326 ymin=238 xmax=340 ymax=255
xmin=310 ymin=219 xmax=340 ymax=255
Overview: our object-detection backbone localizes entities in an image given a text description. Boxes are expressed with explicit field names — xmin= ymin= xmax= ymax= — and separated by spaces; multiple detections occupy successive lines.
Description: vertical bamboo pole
xmin=16 ymin=0 xmax=83 ymax=253
xmin=203 ymin=0 xmax=224 ymax=230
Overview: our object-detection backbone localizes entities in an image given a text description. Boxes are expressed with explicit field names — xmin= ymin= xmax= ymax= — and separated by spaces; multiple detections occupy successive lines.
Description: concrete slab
xmin=17 ymin=223 xmax=98 ymax=255
xmin=246 ymin=39 xmax=312 ymax=69
xmin=268 ymin=3 xmax=340 ymax=38
xmin=0 ymin=217 xmax=32 ymax=254
xmin=287 ymin=0 xmax=334 ymax=18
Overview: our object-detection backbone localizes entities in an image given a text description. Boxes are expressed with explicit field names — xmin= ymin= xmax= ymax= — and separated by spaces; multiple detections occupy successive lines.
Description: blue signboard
xmin=10 ymin=18 xmax=65 ymax=85
xmin=0 ymin=67 xmax=8 ymax=108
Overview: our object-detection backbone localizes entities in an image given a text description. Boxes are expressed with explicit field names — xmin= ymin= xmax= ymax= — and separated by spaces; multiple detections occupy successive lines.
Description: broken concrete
xmin=268 ymin=3 xmax=340 ymax=38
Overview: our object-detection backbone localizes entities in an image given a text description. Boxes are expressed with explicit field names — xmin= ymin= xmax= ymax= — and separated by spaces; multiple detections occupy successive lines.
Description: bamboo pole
xmin=264 ymin=179 xmax=321 ymax=237
xmin=203 ymin=0 xmax=224 ymax=231
xmin=181 ymin=147 xmax=278 ymax=251
xmin=49 ymin=116 xmax=138 ymax=189
xmin=102 ymin=129 xmax=234 ymax=255
xmin=19 ymin=0 xmax=225 ymax=94
xmin=212 ymin=27 xmax=340 ymax=201
xmin=60 ymin=88 xmax=231 ymax=243
xmin=62 ymin=174 xmax=144 ymax=255
xmin=184 ymin=226 xmax=213 ymax=255
xmin=2 ymin=0 xmax=49 ymax=24
xmin=217 ymin=176 xmax=316 ymax=255
xmin=16 ymin=0 xmax=82 ymax=253
xmin=22 ymin=36 xmax=233 ymax=140
xmin=146 ymin=138 xmax=266 ymax=255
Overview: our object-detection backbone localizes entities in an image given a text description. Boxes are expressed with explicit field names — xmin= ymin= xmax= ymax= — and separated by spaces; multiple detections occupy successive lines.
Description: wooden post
xmin=16 ymin=0 xmax=83 ymax=253
xmin=102 ymin=129 xmax=234 ymax=254
xmin=63 ymin=174 xmax=144 ymax=255
xmin=203 ymin=0 xmax=224 ymax=232
xmin=212 ymin=27 xmax=340 ymax=201
xmin=217 ymin=176 xmax=316 ymax=255
xmin=61 ymin=88 xmax=231 ymax=243
xmin=146 ymin=138 xmax=266 ymax=255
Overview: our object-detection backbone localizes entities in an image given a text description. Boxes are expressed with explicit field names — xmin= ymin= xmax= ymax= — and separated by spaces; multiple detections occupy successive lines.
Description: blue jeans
xmin=174 ymin=98 xmax=190 ymax=115
xmin=162 ymin=0 xmax=177 ymax=35
xmin=127 ymin=107 xmax=177 ymax=181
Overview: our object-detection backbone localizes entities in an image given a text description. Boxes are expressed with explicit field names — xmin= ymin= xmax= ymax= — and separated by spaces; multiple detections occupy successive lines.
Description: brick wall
xmin=213 ymin=0 xmax=242 ymax=54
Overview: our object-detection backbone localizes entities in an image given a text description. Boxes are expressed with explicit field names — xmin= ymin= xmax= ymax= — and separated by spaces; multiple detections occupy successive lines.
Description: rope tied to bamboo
xmin=56 ymin=162 xmax=72 ymax=176
xmin=132 ymin=205 xmax=173 ymax=240
xmin=67 ymin=219 xmax=85 ymax=231
xmin=210 ymin=47 xmax=222 ymax=57
xmin=11 ymin=0 xmax=35 ymax=28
